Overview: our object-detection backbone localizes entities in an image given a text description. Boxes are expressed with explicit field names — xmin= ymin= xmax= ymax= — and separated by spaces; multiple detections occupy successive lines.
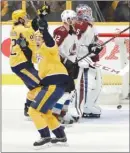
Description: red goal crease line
xmin=98 ymin=33 xmax=130 ymax=37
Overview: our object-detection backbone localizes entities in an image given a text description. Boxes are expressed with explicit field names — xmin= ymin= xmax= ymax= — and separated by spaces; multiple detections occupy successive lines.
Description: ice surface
xmin=2 ymin=86 xmax=129 ymax=152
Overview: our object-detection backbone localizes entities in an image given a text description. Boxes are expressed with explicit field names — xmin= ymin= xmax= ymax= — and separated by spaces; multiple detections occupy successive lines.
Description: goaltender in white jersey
xmin=74 ymin=4 xmax=103 ymax=118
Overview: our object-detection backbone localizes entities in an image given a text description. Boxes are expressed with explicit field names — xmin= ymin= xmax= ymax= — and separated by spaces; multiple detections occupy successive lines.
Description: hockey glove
xmin=31 ymin=11 xmax=47 ymax=32
xmin=88 ymin=43 xmax=103 ymax=55
xmin=64 ymin=59 xmax=79 ymax=79
xmin=38 ymin=18 xmax=55 ymax=47
xmin=17 ymin=34 xmax=32 ymax=63
xmin=37 ymin=4 xmax=50 ymax=16
xmin=72 ymin=62 xmax=79 ymax=79
xmin=31 ymin=16 xmax=39 ymax=31
xmin=38 ymin=18 xmax=48 ymax=33
xmin=17 ymin=34 xmax=29 ymax=49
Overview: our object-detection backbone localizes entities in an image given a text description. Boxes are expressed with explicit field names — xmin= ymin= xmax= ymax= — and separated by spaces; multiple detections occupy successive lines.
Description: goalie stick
xmin=83 ymin=57 xmax=129 ymax=76
xmin=72 ymin=68 xmax=84 ymax=117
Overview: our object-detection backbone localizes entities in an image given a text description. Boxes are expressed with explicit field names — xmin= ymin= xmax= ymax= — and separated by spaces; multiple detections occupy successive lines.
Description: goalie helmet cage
xmin=80 ymin=33 xmax=129 ymax=105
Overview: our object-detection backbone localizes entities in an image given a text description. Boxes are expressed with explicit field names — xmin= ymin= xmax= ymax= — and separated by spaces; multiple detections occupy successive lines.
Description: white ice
xmin=2 ymin=85 xmax=129 ymax=152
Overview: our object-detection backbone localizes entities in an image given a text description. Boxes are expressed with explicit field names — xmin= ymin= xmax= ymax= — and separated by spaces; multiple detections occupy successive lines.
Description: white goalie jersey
xmin=74 ymin=20 xmax=100 ymax=62
xmin=74 ymin=19 xmax=102 ymax=117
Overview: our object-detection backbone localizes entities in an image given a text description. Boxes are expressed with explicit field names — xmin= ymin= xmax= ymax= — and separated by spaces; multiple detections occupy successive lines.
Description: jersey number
xmin=11 ymin=39 xmax=17 ymax=55
xmin=12 ymin=39 xmax=17 ymax=47
xmin=30 ymin=34 xmax=34 ymax=40
xmin=55 ymin=35 xmax=61 ymax=42
xmin=76 ymin=29 xmax=80 ymax=35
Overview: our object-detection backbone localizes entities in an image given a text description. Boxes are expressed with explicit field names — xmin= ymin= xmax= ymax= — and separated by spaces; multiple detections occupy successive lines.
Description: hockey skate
xmin=51 ymin=136 xmax=67 ymax=144
xmin=51 ymin=126 xmax=68 ymax=146
xmin=24 ymin=105 xmax=29 ymax=117
xmin=82 ymin=112 xmax=100 ymax=118
xmin=24 ymin=105 xmax=32 ymax=121
xmin=82 ymin=106 xmax=101 ymax=118
xmin=33 ymin=137 xmax=51 ymax=149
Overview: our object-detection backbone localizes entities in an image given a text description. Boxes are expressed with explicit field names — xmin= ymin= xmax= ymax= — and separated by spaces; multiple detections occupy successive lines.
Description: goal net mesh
xmin=95 ymin=33 xmax=129 ymax=104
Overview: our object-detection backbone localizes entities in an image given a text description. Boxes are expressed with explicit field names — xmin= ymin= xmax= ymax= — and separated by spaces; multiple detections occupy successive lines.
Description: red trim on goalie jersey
xmin=79 ymin=74 xmax=84 ymax=108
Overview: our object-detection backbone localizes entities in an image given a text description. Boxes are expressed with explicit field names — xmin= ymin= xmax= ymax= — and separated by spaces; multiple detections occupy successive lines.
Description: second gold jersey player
xmin=10 ymin=10 xmax=41 ymax=116
xmin=27 ymin=17 xmax=70 ymax=148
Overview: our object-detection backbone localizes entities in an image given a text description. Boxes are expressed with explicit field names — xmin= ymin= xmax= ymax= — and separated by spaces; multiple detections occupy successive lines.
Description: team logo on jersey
xmin=36 ymin=54 xmax=43 ymax=63
xmin=69 ymin=43 xmax=77 ymax=56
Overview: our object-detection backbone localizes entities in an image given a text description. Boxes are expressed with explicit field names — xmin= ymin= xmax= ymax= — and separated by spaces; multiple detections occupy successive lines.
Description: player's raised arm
xmin=31 ymin=3 xmax=54 ymax=48
xmin=31 ymin=4 xmax=50 ymax=31
xmin=38 ymin=18 xmax=55 ymax=48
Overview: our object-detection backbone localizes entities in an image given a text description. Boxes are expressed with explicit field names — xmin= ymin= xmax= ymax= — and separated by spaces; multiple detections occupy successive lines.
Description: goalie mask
xmin=76 ymin=4 xmax=94 ymax=22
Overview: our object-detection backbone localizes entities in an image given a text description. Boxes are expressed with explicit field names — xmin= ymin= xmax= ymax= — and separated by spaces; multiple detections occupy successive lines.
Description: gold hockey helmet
xmin=12 ymin=9 xmax=26 ymax=21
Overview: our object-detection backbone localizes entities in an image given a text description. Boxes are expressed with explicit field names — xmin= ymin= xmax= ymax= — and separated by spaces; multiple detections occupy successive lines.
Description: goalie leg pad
xmin=83 ymin=67 xmax=102 ymax=115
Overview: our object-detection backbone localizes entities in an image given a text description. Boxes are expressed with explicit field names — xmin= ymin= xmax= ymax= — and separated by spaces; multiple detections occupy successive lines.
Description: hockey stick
xmin=76 ymin=26 xmax=130 ymax=63
xmin=30 ymin=1 xmax=39 ymax=17
xmin=69 ymin=68 xmax=84 ymax=117
xmin=83 ymin=57 xmax=129 ymax=76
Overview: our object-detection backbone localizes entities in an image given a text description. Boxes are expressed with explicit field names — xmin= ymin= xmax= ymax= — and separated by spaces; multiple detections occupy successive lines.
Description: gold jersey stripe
xmin=20 ymin=69 xmax=40 ymax=84
xmin=37 ymin=85 xmax=56 ymax=111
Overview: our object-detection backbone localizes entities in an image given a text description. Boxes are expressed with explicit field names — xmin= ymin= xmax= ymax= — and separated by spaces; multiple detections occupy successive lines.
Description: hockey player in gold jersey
xmin=10 ymin=10 xmax=41 ymax=116
xmin=26 ymin=17 xmax=70 ymax=148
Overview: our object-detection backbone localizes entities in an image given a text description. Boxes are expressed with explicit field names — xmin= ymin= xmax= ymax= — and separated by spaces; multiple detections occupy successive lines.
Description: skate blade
xmin=52 ymin=142 xmax=69 ymax=147
xmin=24 ymin=117 xmax=32 ymax=121
xmin=33 ymin=142 xmax=52 ymax=150
xmin=82 ymin=116 xmax=100 ymax=119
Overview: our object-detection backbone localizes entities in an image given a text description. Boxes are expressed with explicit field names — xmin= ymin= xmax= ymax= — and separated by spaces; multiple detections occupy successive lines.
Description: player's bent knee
xmin=27 ymin=87 xmax=42 ymax=100
xmin=28 ymin=107 xmax=41 ymax=118
xmin=28 ymin=107 xmax=35 ymax=116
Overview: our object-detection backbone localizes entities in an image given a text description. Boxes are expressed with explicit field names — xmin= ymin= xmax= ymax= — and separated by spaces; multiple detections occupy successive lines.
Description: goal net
xmin=97 ymin=33 xmax=129 ymax=104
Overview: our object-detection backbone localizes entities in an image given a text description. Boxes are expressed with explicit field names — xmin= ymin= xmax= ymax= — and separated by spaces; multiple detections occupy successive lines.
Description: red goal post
xmin=98 ymin=33 xmax=130 ymax=37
